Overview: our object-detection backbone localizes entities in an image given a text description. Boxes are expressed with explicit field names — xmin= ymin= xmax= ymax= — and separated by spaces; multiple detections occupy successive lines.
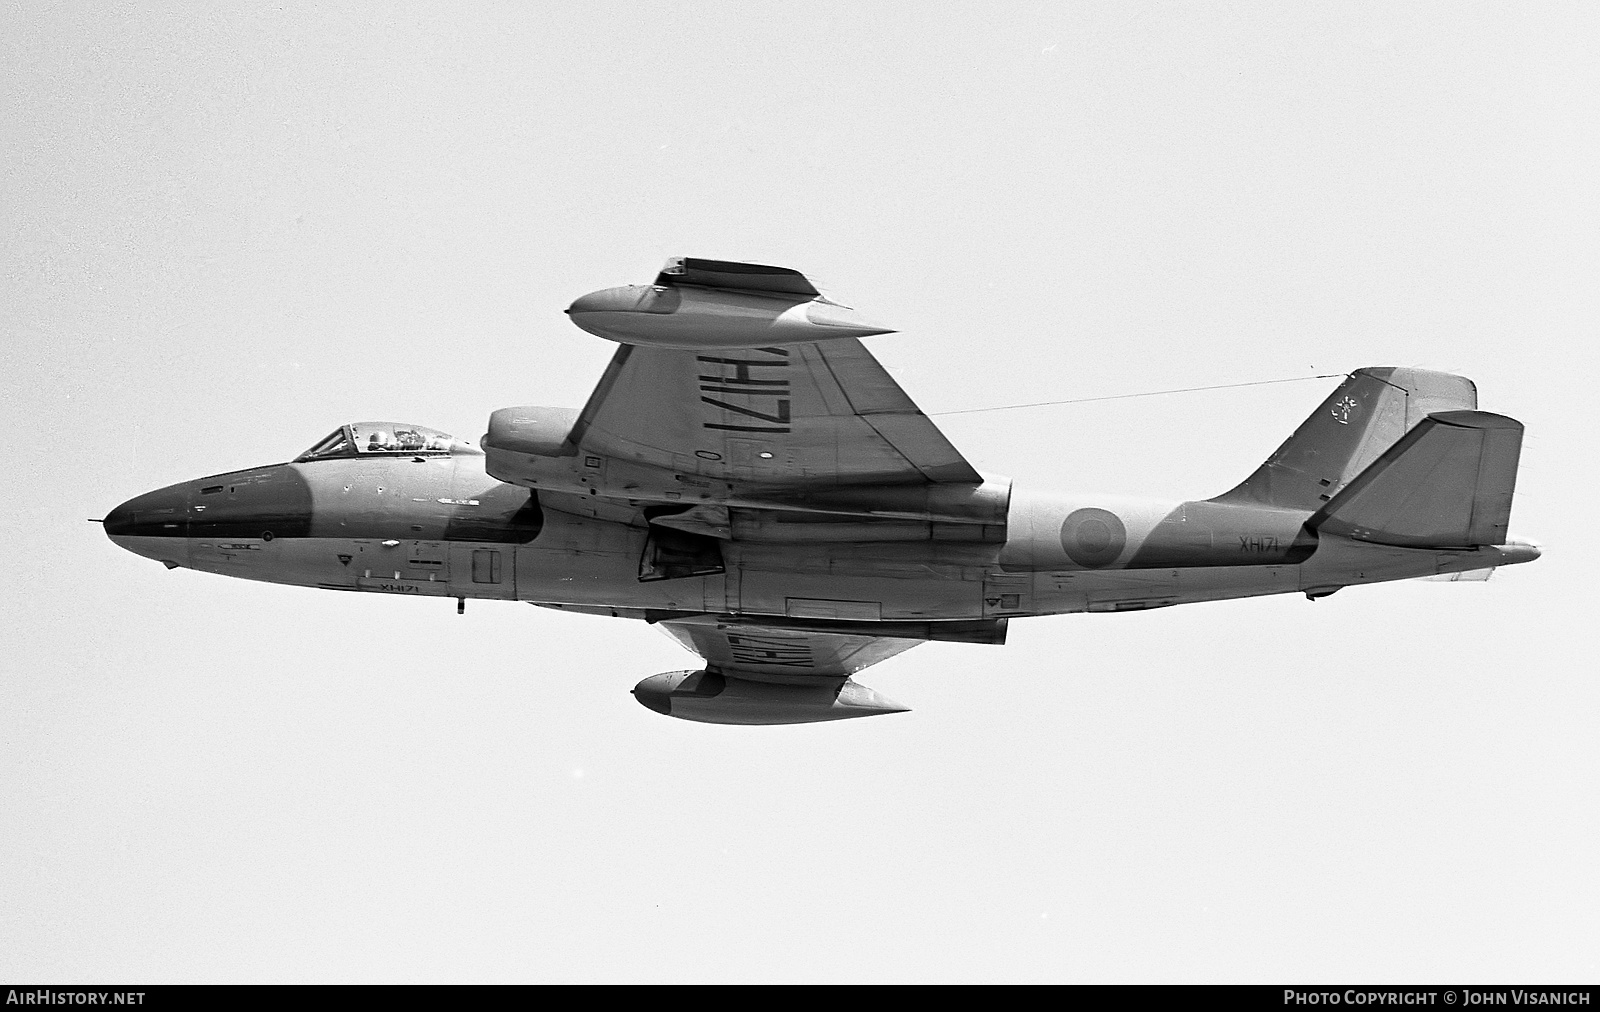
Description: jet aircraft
xmin=103 ymin=258 xmax=1540 ymax=724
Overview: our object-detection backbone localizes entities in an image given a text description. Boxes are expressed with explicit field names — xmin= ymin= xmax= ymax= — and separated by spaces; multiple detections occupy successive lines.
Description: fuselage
xmin=104 ymin=441 xmax=1535 ymax=622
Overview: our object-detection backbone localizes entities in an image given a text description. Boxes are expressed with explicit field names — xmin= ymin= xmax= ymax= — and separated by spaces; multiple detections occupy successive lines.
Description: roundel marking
xmin=1060 ymin=508 xmax=1126 ymax=568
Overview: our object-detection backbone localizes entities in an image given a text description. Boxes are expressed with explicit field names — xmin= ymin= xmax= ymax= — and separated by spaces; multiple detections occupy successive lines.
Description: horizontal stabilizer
xmin=1309 ymin=410 xmax=1523 ymax=548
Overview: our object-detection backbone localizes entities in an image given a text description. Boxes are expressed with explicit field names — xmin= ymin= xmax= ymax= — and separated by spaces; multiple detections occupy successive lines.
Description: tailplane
xmin=1212 ymin=367 xmax=1478 ymax=511
xmin=1308 ymin=410 xmax=1524 ymax=548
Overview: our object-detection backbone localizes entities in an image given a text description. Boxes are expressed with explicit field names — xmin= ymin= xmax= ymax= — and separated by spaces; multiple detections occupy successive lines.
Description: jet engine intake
xmin=631 ymin=669 xmax=909 ymax=725
xmin=483 ymin=406 xmax=580 ymax=458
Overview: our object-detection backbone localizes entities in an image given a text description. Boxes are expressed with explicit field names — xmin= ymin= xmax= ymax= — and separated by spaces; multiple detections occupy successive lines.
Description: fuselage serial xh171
xmin=104 ymin=258 xmax=1540 ymax=724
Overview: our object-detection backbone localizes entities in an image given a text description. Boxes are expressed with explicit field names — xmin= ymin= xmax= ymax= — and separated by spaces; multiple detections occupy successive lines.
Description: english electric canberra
xmin=104 ymin=259 xmax=1539 ymax=724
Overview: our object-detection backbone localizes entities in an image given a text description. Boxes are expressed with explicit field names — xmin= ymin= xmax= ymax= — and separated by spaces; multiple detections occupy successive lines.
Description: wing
xmin=627 ymin=615 xmax=917 ymax=724
xmin=569 ymin=340 xmax=979 ymax=486
xmin=485 ymin=259 xmax=1007 ymax=529
xmin=638 ymin=614 xmax=1006 ymax=724
xmin=565 ymin=259 xmax=981 ymax=488
xmin=656 ymin=614 xmax=924 ymax=679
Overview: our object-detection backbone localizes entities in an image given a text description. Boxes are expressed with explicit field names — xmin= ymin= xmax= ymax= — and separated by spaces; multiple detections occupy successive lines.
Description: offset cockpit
xmin=295 ymin=422 xmax=480 ymax=462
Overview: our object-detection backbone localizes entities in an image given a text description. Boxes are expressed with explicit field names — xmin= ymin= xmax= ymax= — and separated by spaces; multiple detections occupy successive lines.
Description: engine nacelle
xmin=632 ymin=670 xmax=909 ymax=725
xmin=483 ymin=406 xmax=580 ymax=458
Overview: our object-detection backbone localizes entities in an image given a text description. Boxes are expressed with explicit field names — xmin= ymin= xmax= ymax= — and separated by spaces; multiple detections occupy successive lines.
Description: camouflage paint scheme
xmin=105 ymin=259 xmax=1539 ymax=725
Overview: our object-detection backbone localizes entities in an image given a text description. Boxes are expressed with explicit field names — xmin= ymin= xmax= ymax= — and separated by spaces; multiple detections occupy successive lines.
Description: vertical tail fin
xmin=1210 ymin=367 xmax=1477 ymax=511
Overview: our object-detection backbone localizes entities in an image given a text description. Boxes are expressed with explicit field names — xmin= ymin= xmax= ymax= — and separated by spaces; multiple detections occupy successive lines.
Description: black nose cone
xmin=104 ymin=483 xmax=191 ymax=538
xmin=631 ymin=683 xmax=673 ymax=716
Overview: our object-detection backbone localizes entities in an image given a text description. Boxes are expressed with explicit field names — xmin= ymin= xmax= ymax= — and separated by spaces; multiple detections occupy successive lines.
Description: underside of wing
xmin=626 ymin=613 xmax=1009 ymax=725
xmin=657 ymin=613 xmax=925 ymax=679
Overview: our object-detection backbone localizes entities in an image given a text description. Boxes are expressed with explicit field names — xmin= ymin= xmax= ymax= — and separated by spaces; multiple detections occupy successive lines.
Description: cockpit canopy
xmin=295 ymin=422 xmax=479 ymax=462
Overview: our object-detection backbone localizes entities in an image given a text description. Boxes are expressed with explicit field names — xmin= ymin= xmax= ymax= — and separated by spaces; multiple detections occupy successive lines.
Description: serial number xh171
xmin=104 ymin=258 xmax=1540 ymax=724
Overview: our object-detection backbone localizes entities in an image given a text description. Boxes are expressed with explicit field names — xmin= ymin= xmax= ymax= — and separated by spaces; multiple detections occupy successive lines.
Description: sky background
xmin=3 ymin=2 xmax=1596 ymax=983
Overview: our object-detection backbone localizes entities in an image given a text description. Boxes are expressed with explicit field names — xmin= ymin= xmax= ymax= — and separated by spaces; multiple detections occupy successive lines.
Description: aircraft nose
xmin=103 ymin=499 xmax=135 ymax=538
xmin=104 ymin=483 xmax=190 ymax=539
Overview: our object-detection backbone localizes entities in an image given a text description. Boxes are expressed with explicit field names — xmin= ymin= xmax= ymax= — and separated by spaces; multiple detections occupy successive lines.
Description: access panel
xmin=452 ymin=545 xmax=517 ymax=599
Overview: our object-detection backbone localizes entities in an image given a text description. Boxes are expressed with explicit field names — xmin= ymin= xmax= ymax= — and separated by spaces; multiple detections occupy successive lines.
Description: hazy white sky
xmin=3 ymin=3 xmax=1596 ymax=983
